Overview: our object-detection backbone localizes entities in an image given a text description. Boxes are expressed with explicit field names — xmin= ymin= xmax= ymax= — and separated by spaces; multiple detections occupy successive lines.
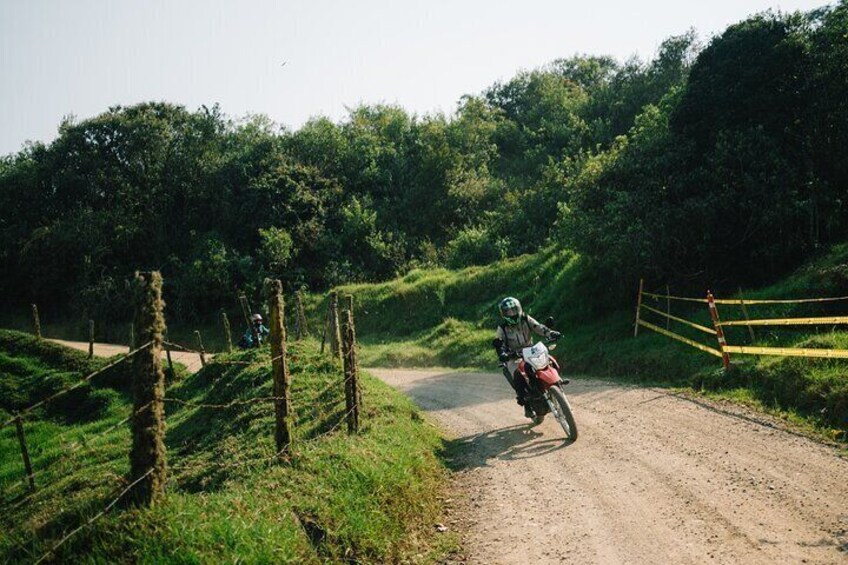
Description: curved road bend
xmin=49 ymin=339 xmax=207 ymax=374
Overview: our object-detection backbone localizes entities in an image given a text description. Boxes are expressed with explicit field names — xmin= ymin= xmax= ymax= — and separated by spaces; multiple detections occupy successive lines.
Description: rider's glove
xmin=549 ymin=331 xmax=561 ymax=340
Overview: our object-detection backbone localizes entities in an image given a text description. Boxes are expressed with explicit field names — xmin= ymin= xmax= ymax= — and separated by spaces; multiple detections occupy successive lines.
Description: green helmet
xmin=498 ymin=297 xmax=522 ymax=326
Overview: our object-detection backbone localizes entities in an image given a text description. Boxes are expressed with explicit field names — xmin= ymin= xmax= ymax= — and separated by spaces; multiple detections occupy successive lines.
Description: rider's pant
xmin=503 ymin=359 xmax=529 ymax=401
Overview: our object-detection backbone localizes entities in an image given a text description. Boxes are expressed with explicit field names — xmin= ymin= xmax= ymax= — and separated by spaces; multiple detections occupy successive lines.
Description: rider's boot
xmin=523 ymin=403 xmax=534 ymax=419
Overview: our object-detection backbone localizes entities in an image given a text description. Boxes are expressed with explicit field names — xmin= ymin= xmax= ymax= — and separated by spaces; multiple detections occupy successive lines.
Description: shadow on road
xmin=441 ymin=424 xmax=572 ymax=471
xmin=389 ymin=370 xmax=510 ymax=410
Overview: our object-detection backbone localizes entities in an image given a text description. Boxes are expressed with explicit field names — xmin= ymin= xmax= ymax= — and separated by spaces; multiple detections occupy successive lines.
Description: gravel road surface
xmin=370 ymin=368 xmax=848 ymax=565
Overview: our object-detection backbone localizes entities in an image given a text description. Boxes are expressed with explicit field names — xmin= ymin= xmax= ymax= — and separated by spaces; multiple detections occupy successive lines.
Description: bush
xmin=445 ymin=226 xmax=508 ymax=269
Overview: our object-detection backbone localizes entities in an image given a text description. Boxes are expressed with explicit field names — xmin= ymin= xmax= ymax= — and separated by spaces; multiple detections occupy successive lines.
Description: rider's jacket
xmin=495 ymin=314 xmax=553 ymax=354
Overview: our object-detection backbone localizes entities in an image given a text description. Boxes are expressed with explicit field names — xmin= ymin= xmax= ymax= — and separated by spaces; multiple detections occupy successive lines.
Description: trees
xmin=3 ymin=3 xmax=848 ymax=318
xmin=561 ymin=6 xmax=848 ymax=305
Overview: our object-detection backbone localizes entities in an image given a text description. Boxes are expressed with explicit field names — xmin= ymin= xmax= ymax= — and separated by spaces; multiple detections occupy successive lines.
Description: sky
xmin=0 ymin=0 xmax=833 ymax=156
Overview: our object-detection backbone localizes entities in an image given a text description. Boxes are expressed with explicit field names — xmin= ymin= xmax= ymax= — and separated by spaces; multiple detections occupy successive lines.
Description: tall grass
xmin=1 ymin=333 xmax=453 ymax=563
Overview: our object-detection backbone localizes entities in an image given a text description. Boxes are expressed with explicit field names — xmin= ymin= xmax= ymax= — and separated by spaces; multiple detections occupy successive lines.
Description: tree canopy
xmin=2 ymin=2 xmax=847 ymax=320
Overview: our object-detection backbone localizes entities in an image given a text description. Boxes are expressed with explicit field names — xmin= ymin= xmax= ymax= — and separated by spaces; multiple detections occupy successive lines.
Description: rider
xmin=239 ymin=313 xmax=270 ymax=348
xmin=492 ymin=297 xmax=560 ymax=418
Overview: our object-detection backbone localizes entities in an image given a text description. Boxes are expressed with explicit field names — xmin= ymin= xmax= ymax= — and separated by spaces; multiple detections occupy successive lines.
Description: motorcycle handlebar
xmin=498 ymin=335 xmax=560 ymax=365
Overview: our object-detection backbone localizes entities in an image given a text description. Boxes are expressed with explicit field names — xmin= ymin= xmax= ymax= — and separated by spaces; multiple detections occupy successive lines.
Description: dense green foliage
xmin=0 ymin=19 xmax=701 ymax=321
xmin=563 ymin=4 xmax=848 ymax=302
xmin=0 ymin=334 xmax=451 ymax=563
xmin=4 ymin=4 xmax=846 ymax=324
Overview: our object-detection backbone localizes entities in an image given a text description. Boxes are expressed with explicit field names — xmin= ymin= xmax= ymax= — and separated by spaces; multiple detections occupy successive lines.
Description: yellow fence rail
xmin=637 ymin=320 xmax=723 ymax=357
xmin=718 ymin=316 xmax=848 ymax=327
xmin=711 ymin=296 xmax=848 ymax=305
xmin=642 ymin=290 xmax=708 ymax=304
xmin=722 ymin=345 xmax=848 ymax=359
xmin=640 ymin=304 xmax=717 ymax=335
xmin=634 ymin=279 xmax=848 ymax=364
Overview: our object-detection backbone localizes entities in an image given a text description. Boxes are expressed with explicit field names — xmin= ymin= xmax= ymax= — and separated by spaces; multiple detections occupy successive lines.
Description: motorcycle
xmin=497 ymin=335 xmax=578 ymax=441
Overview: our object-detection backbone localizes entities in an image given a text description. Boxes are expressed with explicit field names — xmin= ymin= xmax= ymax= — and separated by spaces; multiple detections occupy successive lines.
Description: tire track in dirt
xmin=369 ymin=368 xmax=848 ymax=565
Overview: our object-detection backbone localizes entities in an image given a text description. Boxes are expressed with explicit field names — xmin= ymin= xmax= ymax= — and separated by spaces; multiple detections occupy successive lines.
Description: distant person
xmin=238 ymin=313 xmax=270 ymax=349
xmin=492 ymin=296 xmax=559 ymax=418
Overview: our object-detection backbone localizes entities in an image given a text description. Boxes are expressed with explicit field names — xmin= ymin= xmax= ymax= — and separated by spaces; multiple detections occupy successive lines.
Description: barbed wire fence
xmin=2 ymin=275 xmax=363 ymax=562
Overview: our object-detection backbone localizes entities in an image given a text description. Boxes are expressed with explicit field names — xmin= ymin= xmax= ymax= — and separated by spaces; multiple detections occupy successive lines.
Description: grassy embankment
xmin=317 ymin=245 xmax=848 ymax=440
xmin=0 ymin=330 xmax=453 ymax=563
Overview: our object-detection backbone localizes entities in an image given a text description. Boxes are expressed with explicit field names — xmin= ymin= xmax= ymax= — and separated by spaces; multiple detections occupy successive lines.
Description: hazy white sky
xmin=0 ymin=0 xmax=831 ymax=155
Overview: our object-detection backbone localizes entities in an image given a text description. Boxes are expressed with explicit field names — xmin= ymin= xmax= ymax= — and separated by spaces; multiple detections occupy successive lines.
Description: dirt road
xmin=50 ymin=339 xmax=207 ymax=373
xmin=369 ymin=368 xmax=848 ymax=564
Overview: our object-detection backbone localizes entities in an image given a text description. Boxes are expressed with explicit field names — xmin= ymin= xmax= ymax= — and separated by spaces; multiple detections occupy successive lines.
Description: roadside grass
xmin=318 ymin=245 xmax=848 ymax=438
xmin=1 ymin=332 xmax=454 ymax=563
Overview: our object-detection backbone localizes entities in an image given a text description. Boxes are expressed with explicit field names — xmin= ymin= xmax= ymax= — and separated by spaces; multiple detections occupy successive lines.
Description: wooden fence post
xmin=267 ymin=279 xmax=292 ymax=459
xmin=88 ymin=320 xmax=95 ymax=359
xmin=128 ymin=271 xmax=167 ymax=506
xmin=320 ymin=306 xmax=329 ymax=354
xmin=634 ymin=279 xmax=644 ymax=337
xmin=238 ymin=293 xmax=251 ymax=328
xmin=294 ymin=289 xmax=308 ymax=341
xmin=344 ymin=294 xmax=360 ymax=410
xmin=666 ymin=285 xmax=671 ymax=330
xmin=329 ymin=291 xmax=342 ymax=360
xmin=194 ymin=330 xmax=207 ymax=367
xmin=221 ymin=311 xmax=233 ymax=353
xmin=31 ymin=304 xmax=41 ymax=339
xmin=707 ymin=291 xmax=731 ymax=370
xmin=342 ymin=310 xmax=360 ymax=434
xmin=738 ymin=288 xmax=756 ymax=343
xmin=14 ymin=414 xmax=35 ymax=493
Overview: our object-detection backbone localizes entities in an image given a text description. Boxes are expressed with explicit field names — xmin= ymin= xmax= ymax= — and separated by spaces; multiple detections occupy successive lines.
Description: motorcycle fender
xmin=517 ymin=359 xmax=527 ymax=376
xmin=535 ymin=366 xmax=560 ymax=388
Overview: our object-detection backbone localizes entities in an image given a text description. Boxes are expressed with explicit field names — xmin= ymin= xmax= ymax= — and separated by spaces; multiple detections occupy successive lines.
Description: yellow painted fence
xmin=634 ymin=280 xmax=848 ymax=365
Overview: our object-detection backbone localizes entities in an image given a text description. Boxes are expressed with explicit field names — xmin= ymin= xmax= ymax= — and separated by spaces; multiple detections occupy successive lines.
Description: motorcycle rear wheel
xmin=548 ymin=385 xmax=578 ymax=441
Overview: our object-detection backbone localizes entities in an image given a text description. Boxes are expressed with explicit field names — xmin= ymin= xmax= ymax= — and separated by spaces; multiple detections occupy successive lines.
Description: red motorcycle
xmin=500 ymin=337 xmax=578 ymax=440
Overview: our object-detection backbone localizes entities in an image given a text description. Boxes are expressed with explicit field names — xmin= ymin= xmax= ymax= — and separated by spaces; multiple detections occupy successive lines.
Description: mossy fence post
xmin=344 ymin=294 xmax=362 ymax=409
xmin=14 ymin=414 xmax=35 ymax=493
xmin=633 ymin=278 xmax=644 ymax=337
xmin=128 ymin=271 xmax=167 ymax=506
xmin=342 ymin=310 xmax=361 ymax=434
xmin=88 ymin=319 xmax=95 ymax=359
xmin=320 ymin=305 xmax=329 ymax=354
xmin=329 ymin=291 xmax=342 ymax=360
xmin=221 ymin=311 xmax=233 ymax=353
xmin=194 ymin=330 xmax=207 ymax=367
xmin=31 ymin=304 xmax=41 ymax=339
xmin=294 ymin=289 xmax=308 ymax=341
xmin=267 ymin=279 xmax=292 ymax=460
xmin=238 ymin=293 xmax=251 ymax=327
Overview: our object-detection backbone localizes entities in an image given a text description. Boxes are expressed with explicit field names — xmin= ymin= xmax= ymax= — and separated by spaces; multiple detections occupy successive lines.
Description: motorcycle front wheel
xmin=548 ymin=385 xmax=578 ymax=441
